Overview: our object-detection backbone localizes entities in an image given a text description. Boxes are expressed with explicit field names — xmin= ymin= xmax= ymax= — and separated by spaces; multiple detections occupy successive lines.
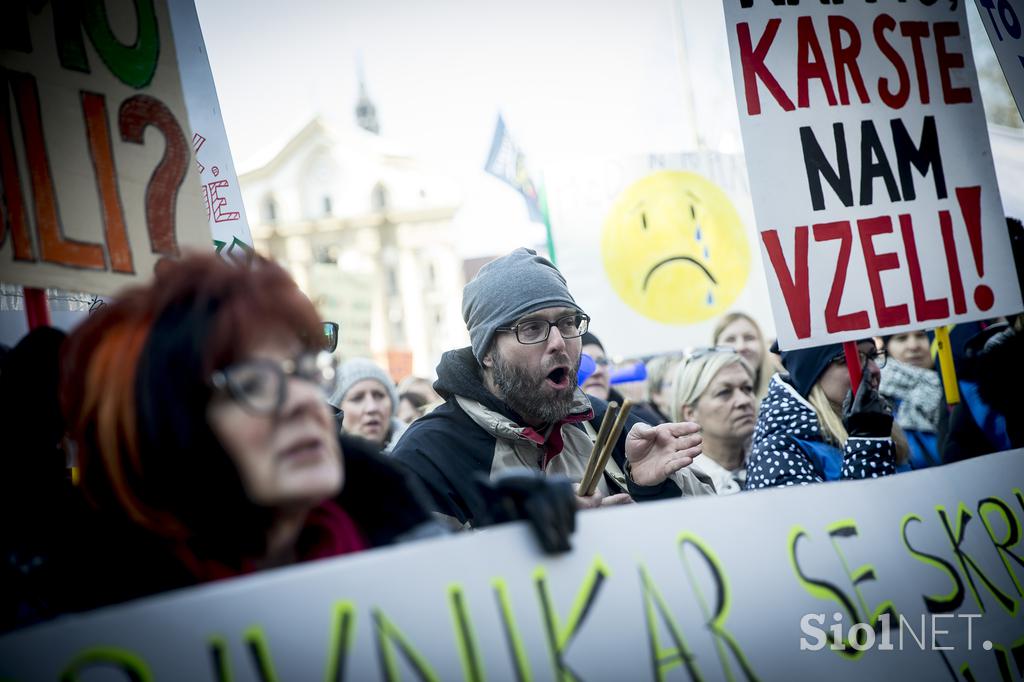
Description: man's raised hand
xmin=625 ymin=421 xmax=702 ymax=486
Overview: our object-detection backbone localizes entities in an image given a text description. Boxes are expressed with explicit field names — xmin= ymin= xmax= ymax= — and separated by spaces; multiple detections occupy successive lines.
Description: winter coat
xmin=688 ymin=455 xmax=745 ymax=495
xmin=383 ymin=417 xmax=408 ymax=453
xmin=11 ymin=433 xmax=440 ymax=628
xmin=607 ymin=387 xmax=666 ymax=425
xmin=879 ymin=360 xmax=943 ymax=470
xmin=391 ymin=347 xmax=713 ymax=527
xmin=745 ymin=375 xmax=897 ymax=488
xmin=943 ymin=323 xmax=1020 ymax=462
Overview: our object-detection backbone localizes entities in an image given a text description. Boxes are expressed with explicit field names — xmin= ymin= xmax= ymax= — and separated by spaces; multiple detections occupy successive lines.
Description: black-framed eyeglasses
xmin=832 ymin=348 xmax=887 ymax=369
xmin=496 ymin=313 xmax=590 ymax=345
xmin=211 ymin=350 xmax=339 ymax=415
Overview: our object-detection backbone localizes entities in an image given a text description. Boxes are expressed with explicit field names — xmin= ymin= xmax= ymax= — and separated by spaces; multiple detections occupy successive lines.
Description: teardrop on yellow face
xmin=600 ymin=171 xmax=750 ymax=324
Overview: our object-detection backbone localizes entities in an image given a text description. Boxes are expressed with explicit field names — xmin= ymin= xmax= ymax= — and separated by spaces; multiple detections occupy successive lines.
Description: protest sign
xmin=0 ymin=1 xmax=211 ymax=296
xmin=167 ymin=0 xmax=254 ymax=261
xmin=725 ymin=1 xmax=1023 ymax=350
xmin=3 ymin=450 xmax=1021 ymax=680
xmin=547 ymin=152 xmax=774 ymax=358
xmin=975 ymin=0 xmax=1024 ymax=118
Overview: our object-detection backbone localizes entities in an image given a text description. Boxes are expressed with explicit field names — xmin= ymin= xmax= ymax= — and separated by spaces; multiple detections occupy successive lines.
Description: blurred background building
xmin=239 ymin=79 xmax=471 ymax=380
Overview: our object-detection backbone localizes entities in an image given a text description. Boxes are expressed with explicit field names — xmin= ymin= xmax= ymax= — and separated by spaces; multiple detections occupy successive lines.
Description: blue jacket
xmin=745 ymin=375 xmax=896 ymax=488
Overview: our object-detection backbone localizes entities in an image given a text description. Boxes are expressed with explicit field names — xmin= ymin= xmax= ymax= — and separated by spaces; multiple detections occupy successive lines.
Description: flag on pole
xmin=484 ymin=115 xmax=544 ymax=224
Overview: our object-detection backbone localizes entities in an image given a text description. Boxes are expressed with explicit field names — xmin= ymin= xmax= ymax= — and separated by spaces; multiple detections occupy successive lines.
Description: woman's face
xmin=682 ymin=363 xmax=756 ymax=442
xmin=818 ymin=341 xmax=881 ymax=406
xmin=341 ymin=379 xmax=393 ymax=444
xmin=397 ymin=396 xmax=422 ymax=424
xmin=716 ymin=318 xmax=763 ymax=370
xmin=207 ymin=336 xmax=343 ymax=511
xmin=887 ymin=331 xmax=931 ymax=369
xmin=580 ymin=343 xmax=610 ymax=401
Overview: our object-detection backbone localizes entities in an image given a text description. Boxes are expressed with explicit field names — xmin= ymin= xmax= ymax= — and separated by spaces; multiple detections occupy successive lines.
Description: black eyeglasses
xmin=832 ymin=348 xmax=887 ymax=369
xmin=211 ymin=350 xmax=338 ymax=415
xmin=496 ymin=313 xmax=590 ymax=345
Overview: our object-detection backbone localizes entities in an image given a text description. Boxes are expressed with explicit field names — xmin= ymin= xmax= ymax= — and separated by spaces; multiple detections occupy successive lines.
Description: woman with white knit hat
xmin=329 ymin=359 xmax=407 ymax=452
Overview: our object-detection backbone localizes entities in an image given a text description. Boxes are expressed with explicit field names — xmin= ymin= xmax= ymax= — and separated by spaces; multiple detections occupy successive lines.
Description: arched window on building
xmin=371 ymin=182 xmax=389 ymax=212
xmin=301 ymin=149 xmax=339 ymax=220
xmin=263 ymin=196 xmax=278 ymax=223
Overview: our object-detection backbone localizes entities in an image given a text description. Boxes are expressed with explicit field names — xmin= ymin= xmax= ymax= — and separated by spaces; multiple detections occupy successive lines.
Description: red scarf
xmin=521 ymin=408 xmax=595 ymax=469
xmin=180 ymin=501 xmax=367 ymax=582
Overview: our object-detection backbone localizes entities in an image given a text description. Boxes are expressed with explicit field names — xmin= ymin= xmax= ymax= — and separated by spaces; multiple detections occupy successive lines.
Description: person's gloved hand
xmin=842 ymin=368 xmax=894 ymax=437
xmin=473 ymin=471 xmax=576 ymax=554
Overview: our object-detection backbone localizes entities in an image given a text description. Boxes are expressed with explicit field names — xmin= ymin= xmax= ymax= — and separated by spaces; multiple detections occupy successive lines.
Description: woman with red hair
xmin=56 ymin=254 xmax=438 ymax=611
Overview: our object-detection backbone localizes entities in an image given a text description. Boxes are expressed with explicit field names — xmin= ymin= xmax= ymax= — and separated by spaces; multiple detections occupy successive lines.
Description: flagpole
xmin=538 ymin=174 xmax=557 ymax=266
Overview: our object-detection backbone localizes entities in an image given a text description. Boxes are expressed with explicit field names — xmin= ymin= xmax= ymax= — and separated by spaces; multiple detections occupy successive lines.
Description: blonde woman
xmin=643 ymin=354 xmax=680 ymax=423
xmin=746 ymin=340 xmax=903 ymax=488
xmin=669 ymin=349 xmax=757 ymax=495
xmin=712 ymin=312 xmax=777 ymax=403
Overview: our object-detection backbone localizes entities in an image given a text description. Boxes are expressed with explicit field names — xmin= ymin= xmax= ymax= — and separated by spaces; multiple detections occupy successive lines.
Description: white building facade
xmin=239 ymin=115 xmax=469 ymax=379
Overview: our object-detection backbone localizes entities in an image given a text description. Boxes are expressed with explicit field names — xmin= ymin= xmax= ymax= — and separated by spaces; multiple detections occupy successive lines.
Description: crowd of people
xmin=1 ymin=244 xmax=1019 ymax=633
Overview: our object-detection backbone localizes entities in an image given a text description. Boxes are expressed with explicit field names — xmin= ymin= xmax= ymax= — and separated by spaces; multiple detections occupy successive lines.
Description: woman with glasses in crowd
xmin=55 ymin=254 xmax=438 ymax=613
xmin=669 ymin=348 xmax=757 ymax=495
xmin=745 ymin=340 xmax=906 ymax=488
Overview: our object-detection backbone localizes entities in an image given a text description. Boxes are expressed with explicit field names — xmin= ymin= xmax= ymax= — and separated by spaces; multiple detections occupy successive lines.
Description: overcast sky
xmin=192 ymin=0 xmax=741 ymax=255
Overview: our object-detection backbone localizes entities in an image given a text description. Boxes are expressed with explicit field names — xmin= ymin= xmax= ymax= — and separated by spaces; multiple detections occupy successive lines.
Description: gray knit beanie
xmin=328 ymin=358 xmax=398 ymax=416
xmin=462 ymin=247 xmax=580 ymax=363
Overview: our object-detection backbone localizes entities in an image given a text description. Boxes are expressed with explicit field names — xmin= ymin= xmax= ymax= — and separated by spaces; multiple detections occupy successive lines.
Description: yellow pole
xmin=934 ymin=326 xmax=960 ymax=405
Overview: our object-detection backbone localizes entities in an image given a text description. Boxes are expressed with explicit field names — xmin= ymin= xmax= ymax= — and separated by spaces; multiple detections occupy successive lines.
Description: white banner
xmin=2 ymin=451 xmax=1022 ymax=680
xmin=168 ymin=0 xmax=254 ymax=259
xmin=547 ymin=152 xmax=774 ymax=358
xmin=725 ymin=1 xmax=1022 ymax=350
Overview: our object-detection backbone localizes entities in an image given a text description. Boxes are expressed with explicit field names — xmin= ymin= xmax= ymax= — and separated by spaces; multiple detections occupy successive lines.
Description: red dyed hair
xmin=62 ymin=253 xmax=323 ymax=563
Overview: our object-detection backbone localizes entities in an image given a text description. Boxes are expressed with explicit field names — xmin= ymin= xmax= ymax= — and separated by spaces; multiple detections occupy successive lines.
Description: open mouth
xmin=546 ymin=366 xmax=570 ymax=389
xmin=643 ymin=256 xmax=717 ymax=291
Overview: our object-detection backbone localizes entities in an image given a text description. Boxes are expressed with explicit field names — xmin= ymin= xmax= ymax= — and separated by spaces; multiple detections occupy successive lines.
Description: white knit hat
xmin=328 ymin=358 xmax=398 ymax=416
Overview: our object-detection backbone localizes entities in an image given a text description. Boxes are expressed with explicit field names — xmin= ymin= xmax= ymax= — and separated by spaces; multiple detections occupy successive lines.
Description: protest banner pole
xmin=842 ymin=341 xmax=862 ymax=396
xmin=934 ymin=326 xmax=961 ymax=405
xmin=23 ymin=287 xmax=51 ymax=329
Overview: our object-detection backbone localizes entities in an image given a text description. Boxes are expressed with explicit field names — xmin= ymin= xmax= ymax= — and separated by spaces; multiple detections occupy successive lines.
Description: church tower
xmin=355 ymin=57 xmax=380 ymax=134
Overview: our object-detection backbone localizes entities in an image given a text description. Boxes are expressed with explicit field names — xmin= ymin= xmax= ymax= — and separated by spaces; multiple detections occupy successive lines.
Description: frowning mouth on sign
xmin=642 ymin=256 xmax=717 ymax=291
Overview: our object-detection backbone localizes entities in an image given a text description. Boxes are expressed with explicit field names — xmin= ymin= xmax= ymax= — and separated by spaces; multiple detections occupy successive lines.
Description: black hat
xmin=580 ymin=331 xmax=604 ymax=351
xmin=771 ymin=340 xmax=844 ymax=398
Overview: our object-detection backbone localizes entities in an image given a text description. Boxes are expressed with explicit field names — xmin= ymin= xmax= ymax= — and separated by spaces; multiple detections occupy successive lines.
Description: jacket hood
xmin=434 ymin=347 xmax=507 ymax=410
xmin=755 ymin=373 xmax=825 ymax=443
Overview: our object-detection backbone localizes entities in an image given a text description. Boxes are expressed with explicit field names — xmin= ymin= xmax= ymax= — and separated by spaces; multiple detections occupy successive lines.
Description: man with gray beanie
xmin=392 ymin=248 xmax=713 ymax=530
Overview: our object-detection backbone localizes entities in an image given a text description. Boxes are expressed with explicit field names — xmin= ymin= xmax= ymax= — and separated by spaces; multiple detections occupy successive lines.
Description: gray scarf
xmin=878 ymin=360 xmax=943 ymax=433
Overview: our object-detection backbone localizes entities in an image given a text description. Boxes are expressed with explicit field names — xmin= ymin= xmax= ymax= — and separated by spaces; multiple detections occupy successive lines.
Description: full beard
xmin=491 ymin=351 xmax=579 ymax=426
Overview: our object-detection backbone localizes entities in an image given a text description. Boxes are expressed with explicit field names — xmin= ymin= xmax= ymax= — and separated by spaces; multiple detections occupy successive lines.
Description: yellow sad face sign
xmin=601 ymin=171 xmax=750 ymax=324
